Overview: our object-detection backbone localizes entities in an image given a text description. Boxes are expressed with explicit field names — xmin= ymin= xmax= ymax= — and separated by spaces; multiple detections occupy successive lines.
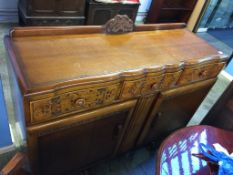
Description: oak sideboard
xmin=4 ymin=17 xmax=227 ymax=175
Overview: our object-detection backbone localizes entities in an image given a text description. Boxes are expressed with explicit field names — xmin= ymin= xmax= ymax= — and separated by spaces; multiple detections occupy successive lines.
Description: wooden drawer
xmin=160 ymin=71 xmax=182 ymax=90
xmin=177 ymin=62 xmax=225 ymax=85
xmin=141 ymin=74 xmax=165 ymax=94
xmin=120 ymin=70 xmax=182 ymax=99
xmin=30 ymin=83 xmax=121 ymax=123
xmin=120 ymin=79 xmax=144 ymax=100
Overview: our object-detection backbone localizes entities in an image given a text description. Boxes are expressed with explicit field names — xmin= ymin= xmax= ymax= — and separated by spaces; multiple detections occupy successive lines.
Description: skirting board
xmin=0 ymin=9 xmax=18 ymax=23
xmin=0 ymin=145 xmax=15 ymax=155
xmin=0 ymin=145 xmax=16 ymax=169
xmin=136 ymin=12 xmax=147 ymax=24
xmin=197 ymin=27 xmax=208 ymax=33
xmin=0 ymin=142 xmax=27 ymax=169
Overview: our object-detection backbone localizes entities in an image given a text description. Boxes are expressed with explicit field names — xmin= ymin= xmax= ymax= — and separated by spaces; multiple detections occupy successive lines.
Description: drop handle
xmin=75 ymin=98 xmax=85 ymax=107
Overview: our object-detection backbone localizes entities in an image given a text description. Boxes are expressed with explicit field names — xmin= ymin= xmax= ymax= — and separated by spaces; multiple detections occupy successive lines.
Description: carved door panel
xmin=137 ymin=79 xmax=216 ymax=146
xmin=27 ymin=100 xmax=137 ymax=175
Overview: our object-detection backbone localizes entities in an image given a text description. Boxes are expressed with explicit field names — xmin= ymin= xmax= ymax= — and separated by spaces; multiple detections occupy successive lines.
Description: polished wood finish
xmin=202 ymin=81 xmax=233 ymax=130
xmin=9 ymin=23 xmax=186 ymax=37
xmin=86 ymin=0 xmax=139 ymax=25
xmin=4 ymin=23 xmax=227 ymax=174
xmin=146 ymin=0 xmax=198 ymax=23
xmin=1 ymin=152 xmax=30 ymax=175
xmin=156 ymin=125 xmax=233 ymax=175
xmin=137 ymin=79 xmax=216 ymax=146
xmin=6 ymin=25 xmax=224 ymax=94
xmin=18 ymin=0 xmax=86 ymax=26
xmin=28 ymin=100 xmax=136 ymax=175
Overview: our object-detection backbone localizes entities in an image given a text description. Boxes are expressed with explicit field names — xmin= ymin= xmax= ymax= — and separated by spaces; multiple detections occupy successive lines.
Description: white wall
xmin=136 ymin=0 xmax=152 ymax=23
xmin=138 ymin=0 xmax=152 ymax=13
xmin=0 ymin=0 xmax=18 ymax=22
xmin=0 ymin=0 xmax=17 ymax=9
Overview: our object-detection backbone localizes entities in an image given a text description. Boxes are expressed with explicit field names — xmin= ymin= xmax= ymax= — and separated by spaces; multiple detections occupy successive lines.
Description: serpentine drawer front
xmin=30 ymin=83 xmax=121 ymax=123
xmin=4 ymin=18 xmax=227 ymax=175
xmin=177 ymin=61 xmax=225 ymax=85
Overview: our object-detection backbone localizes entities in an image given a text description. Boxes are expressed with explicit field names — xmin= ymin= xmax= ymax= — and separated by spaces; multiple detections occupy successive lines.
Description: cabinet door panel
xmin=89 ymin=110 xmax=128 ymax=161
xmin=27 ymin=100 xmax=136 ymax=175
xmin=38 ymin=123 xmax=93 ymax=175
xmin=138 ymin=79 xmax=216 ymax=146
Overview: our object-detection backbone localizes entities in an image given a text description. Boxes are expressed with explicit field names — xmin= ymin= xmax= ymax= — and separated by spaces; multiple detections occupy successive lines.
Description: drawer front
xmin=177 ymin=62 xmax=225 ymax=85
xmin=141 ymin=74 xmax=165 ymax=94
xmin=120 ymin=79 xmax=144 ymax=100
xmin=30 ymin=83 xmax=121 ymax=123
xmin=160 ymin=71 xmax=182 ymax=90
xmin=120 ymin=71 xmax=183 ymax=99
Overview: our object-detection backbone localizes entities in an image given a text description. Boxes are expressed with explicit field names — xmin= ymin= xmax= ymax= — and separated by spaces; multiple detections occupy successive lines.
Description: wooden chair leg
xmin=1 ymin=152 xmax=30 ymax=175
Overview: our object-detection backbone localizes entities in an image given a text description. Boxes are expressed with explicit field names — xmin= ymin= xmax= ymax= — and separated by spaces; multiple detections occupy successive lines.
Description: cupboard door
xmin=202 ymin=81 xmax=233 ymax=130
xmin=138 ymin=79 xmax=216 ymax=146
xmin=27 ymin=100 xmax=137 ymax=175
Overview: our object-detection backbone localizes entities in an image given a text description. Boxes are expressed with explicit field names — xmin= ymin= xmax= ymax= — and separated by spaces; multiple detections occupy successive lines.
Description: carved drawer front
xmin=30 ymin=84 xmax=121 ymax=123
xmin=120 ymin=80 xmax=144 ymax=100
xmin=141 ymin=74 xmax=165 ymax=94
xmin=160 ymin=71 xmax=182 ymax=90
xmin=177 ymin=62 xmax=225 ymax=85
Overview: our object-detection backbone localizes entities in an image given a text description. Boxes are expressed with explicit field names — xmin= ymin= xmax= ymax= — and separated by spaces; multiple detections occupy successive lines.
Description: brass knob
xmin=75 ymin=99 xmax=85 ymax=107
xmin=199 ymin=70 xmax=207 ymax=77
xmin=151 ymin=83 xmax=159 ymax=90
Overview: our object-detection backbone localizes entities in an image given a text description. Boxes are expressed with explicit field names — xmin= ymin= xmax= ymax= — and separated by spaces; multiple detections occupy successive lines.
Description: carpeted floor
xmin=208 ymin=29 xmax=233 ymax=49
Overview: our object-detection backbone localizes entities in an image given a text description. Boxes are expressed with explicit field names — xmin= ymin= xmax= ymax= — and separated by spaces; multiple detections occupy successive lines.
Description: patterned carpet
xmin=208 ymin=29 xmax=233 ymax=49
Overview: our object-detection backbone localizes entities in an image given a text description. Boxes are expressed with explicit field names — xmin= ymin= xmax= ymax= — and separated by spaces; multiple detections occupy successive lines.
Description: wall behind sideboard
xmin=0 ymin=0 xmax=18 ymax=23
xmin=136 ymin=0 xmax=152 ymax=23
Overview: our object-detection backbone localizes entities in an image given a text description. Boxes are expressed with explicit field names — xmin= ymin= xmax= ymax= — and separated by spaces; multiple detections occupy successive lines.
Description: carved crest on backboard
xmin=104 ymin=15 xmax=134 ymax=34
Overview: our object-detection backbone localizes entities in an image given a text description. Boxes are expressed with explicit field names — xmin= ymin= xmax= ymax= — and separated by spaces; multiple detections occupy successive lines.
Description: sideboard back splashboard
xmin=4 ymin=17 xmax=228 ymax=174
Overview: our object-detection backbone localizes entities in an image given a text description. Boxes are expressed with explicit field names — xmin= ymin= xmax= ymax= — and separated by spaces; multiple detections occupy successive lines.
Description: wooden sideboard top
xmin=4 ymin=24 xmax=226 ymax=94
